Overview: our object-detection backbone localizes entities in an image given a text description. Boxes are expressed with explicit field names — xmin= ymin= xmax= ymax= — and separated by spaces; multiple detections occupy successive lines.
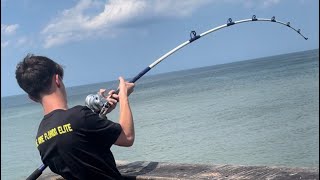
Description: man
xmin=15 ymin=54 xmax=135 ymax=179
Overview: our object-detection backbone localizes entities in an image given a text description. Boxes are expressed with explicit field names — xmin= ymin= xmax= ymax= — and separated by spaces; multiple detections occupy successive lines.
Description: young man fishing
xmin=15 ymin=54 xmax=135 ymax=180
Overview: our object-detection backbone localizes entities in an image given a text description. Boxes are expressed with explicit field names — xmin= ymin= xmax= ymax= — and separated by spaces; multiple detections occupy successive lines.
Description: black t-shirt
xmin=36 ymin=105 xmax=123 ymax=180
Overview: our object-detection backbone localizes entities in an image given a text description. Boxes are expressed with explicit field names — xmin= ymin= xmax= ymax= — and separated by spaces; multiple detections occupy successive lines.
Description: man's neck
xmin=41 ymin=93 xmax=68 ymax=115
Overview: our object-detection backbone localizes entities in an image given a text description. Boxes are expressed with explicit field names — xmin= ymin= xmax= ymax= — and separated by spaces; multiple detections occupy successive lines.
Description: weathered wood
xmin=37 ymin=161 xmax=319 ymax=180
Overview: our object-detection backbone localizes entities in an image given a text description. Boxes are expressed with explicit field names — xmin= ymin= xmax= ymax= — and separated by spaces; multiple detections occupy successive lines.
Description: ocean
xmin=1 ymin=49 xmax=319 ymax=179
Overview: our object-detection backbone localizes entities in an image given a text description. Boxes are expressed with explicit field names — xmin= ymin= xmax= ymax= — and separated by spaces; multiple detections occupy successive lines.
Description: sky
xmin=1 ymin=0 xmax=319 ymax=97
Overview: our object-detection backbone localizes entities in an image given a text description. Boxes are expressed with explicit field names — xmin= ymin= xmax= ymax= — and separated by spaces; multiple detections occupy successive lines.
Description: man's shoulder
xmin=63 ymin=105 xmax=93 ymax=121
xmin=69 ymin=105 xmax=88 ymax=111
xmin=67 ymin=105 xmax=94 ymax=115
xmin=67 ymin=105 xmax=99 ymax=124
xmin=43 ymin=105 xmax=92 ymax=125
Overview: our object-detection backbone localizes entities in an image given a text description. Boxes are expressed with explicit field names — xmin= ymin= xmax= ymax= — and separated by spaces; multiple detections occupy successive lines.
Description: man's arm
xmin=114 ymin=77 xmax=135 ymax=147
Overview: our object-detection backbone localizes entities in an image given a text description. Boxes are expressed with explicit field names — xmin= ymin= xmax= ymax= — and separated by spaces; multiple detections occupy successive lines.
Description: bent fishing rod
xmin=85 ymin=15 xmax=307 ymax=118
xmin=27 ymin=15 xmax=307 ymax=180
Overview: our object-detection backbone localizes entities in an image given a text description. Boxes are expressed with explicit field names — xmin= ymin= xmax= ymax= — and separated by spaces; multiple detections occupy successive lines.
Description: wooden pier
xmin=37 ymin=161 xmax=319 ymax=180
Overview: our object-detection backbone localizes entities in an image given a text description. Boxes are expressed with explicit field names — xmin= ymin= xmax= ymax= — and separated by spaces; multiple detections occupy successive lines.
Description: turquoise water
xmin=1 ymin=49 xmax=319 ymax=179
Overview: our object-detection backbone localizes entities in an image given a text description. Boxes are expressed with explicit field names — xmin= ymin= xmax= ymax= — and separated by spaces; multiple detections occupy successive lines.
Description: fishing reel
xmin=85 ymin=93 xmax=110 ymax=119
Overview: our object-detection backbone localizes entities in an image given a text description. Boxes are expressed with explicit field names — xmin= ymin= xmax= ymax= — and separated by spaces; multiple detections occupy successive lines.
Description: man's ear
xmin=55 ymin=74 xmax=61 ymax=87
xmin=28 ymin=95 xmax=39 ymax=102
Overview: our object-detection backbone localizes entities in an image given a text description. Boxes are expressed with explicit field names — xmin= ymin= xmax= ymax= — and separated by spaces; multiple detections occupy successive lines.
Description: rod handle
xmin=103 ymin=66 xmax=152 ymax=98
xmin=26 ymin=164 xmax=47 ymax=180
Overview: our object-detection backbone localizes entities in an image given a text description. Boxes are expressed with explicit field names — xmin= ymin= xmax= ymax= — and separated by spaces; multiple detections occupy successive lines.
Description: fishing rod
xmin=85 ymin=15 xmax=307 ymax=118
xmin=26 ymin=164 xmax=46 ymax=180
xmin=27 ymin=15 xmax=307 ymax=180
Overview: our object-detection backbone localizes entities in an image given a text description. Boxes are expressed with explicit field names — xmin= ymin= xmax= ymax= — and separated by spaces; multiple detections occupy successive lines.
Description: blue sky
xmin=1 ymin=0 xmax=319 ymax=97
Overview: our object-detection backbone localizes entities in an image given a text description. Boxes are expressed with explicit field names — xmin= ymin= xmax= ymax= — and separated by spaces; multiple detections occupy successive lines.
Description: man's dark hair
xmin=15 ymin=54 xmax=64 ymax=101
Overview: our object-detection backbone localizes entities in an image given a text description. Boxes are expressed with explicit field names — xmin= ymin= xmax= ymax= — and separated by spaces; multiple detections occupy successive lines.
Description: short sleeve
xmin=81 ymin=107 xmax=122 ymax=148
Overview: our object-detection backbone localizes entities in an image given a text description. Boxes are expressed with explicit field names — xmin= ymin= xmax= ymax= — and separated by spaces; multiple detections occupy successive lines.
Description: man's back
xmin=36 ymin=105 xmax=123 ymax=180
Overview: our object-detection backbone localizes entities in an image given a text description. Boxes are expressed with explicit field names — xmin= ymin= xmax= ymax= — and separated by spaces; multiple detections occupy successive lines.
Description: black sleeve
xmin=81 ymin=107 xmax=122 ymax=148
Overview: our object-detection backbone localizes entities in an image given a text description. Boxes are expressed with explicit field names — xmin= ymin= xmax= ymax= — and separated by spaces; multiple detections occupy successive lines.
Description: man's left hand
xmin=99 ymin=89 xmax=119 ymax=114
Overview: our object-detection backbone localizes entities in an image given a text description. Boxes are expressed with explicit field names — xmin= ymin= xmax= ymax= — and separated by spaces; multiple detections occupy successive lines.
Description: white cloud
xmin=1 ymin=24 xmax=18 ymax=48
xmin=221 ymin=0 xmax=282 ymax=8
xmin=42 ymin=0 xmax=213 ymax=48
xmin=262 ymin=0 xmax=280 ymax=7
xmin=15 ymin=37 xmax=33 ymax=47
xmin=42 ymin=0 xmax=282 ymax=48
xmin=1 ymin=41 xmax=9 ymax=48
xmin=1 ymin=24 xmax=19 ymax=35
xmin=17 ymin=37 xmax=27 ymax=45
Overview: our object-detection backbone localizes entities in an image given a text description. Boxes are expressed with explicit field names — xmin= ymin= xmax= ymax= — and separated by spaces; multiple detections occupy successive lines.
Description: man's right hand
xmin=118 ymin=77 xmax=135 ymax=98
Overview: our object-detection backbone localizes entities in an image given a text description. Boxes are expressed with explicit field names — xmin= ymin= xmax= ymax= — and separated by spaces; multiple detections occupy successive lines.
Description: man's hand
xmin=118 ymin=77 xmax=135 ymax=98
xmin=98 ymin=89 xmax=119 ymax=114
